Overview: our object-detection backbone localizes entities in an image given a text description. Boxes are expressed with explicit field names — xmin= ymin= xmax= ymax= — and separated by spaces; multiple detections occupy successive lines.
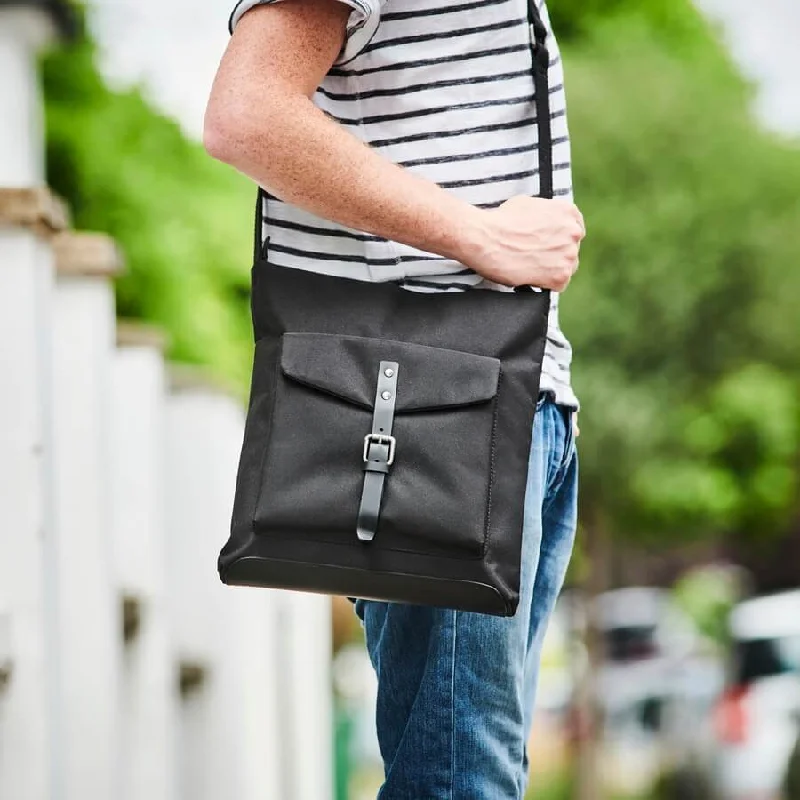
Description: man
xmin=205 ymin=0 xmax=583 ymax=796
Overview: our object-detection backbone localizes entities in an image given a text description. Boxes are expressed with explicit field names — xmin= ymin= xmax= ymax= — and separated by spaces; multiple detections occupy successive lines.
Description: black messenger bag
xmin=218 ymin=2 xmax=557 ymax=617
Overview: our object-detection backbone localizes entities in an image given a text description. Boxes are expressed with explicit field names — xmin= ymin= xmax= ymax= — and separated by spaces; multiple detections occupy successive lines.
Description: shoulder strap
xmin=254 ymin=185 xmax=267 ymax=264
xmin=528 ymin=0 xmax=554 ymax=200
xmin=253 ymin=1 xmax=555 ymax=261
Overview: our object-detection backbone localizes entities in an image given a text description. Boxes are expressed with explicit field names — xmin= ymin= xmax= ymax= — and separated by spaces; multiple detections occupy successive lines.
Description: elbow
xmin=203 ymin=93 xmax=266 ymax=166
xmin=204 ymin=83 xmax=304 ymax=166
xmin=203 ymin=103 xmax=244 ymax=165
xmin=202 ymin=113 xmax=228 ymax=163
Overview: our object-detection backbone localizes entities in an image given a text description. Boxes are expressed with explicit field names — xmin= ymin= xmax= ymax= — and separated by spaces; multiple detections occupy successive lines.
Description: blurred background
xmin=0 ymin=0 xmax=799 ymax=799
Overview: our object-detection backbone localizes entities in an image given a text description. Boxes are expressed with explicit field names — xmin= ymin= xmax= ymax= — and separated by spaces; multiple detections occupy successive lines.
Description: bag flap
xmin=280 ymin=333 xmax=500 ymax=412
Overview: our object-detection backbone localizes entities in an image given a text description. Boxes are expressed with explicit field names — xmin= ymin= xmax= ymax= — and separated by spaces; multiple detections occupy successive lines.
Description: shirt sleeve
xmin=228 ymin=0 xmax=384 ymax=65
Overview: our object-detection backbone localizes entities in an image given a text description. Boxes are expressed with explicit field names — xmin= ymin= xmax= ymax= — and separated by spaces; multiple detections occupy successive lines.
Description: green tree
xmin=41 ymin=8 xmax=255 ymax=391
xmin=562 ymin=13 xmax=800 ymax=544
xmin=548 ymin=0 xmax=712 ymax=50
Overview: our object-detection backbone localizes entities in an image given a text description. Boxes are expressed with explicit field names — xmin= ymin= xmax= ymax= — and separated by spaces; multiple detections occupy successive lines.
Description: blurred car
xmin=711 ymin=590 xmax=800 ymax=800
xmin=596 ymin=587 xmax=698 ymax=664
xmin=594 ymin=588 xmax=723 ymax=797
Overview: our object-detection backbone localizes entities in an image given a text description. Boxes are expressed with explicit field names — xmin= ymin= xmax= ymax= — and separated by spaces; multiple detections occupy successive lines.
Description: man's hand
xmin=464 ymin=197 xmax=585 ymax=290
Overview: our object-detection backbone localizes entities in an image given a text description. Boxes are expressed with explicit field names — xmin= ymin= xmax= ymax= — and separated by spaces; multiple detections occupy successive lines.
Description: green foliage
xmin=548 ymin=0 xmax=712 ymax=52
xmin=525 ymin=769 xmax=657 ymax=800
xmin=672 ymin=565 xmax=743 ymax=645
xmin=561 ymin=17 xmax=800 ymax=540
xmin=41 ymin=7 xmax=255 ymax=390
xmin=526 ymin=770 xmax=574 ymax=800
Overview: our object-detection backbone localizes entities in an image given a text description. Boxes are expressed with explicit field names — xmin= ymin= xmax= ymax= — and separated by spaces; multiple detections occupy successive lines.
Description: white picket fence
xmin=0 ymin=6 xmax=332 ymax=800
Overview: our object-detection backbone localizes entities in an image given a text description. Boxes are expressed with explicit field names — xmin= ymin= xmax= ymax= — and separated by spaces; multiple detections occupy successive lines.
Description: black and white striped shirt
xmin=230 ymin=0 xmax=578 ymax=408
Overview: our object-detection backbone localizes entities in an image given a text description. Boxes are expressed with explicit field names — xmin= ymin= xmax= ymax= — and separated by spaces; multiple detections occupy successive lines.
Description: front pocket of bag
xmin=251 ymin=333 xmax=501 ymax=559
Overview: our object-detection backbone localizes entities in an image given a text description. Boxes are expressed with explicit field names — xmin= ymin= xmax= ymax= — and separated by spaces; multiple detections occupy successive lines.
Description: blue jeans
xmin=355 ymin=396 xmax=578 ymax=799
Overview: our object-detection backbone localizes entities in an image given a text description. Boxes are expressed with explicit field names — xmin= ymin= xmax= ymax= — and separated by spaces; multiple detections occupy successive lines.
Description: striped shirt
xmin=230 ymin=0 xmax=578 ymax=408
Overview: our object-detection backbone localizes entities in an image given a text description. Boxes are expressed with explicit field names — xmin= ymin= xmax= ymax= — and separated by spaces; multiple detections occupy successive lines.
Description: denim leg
xmin=355 ymin=400 xmax=578 ymax=799
xmin=521 ymin=421 xmax=578 ymax=790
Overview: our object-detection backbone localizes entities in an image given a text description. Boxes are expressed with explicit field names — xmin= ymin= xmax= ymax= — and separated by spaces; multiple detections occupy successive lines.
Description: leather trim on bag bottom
xmin=221 ymin=556 xmax=514 ymax=616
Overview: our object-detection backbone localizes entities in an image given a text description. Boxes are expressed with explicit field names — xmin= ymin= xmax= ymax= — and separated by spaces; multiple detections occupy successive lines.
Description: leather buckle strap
xmin=357 ymin=361 xmax=399 ymax=542
xmin=363 ymin=433 xmax=397 ymax=467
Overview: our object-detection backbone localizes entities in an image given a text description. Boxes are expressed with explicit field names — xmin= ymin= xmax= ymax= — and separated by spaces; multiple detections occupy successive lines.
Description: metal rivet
xmin=384 ymin=368 xmax=394 ymax=378
xmin=381 ymin=391 xmax=392 ymax=401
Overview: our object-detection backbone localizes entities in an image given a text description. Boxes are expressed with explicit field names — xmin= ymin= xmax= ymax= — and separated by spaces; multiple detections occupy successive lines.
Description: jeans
xmin=355 ymin=396 xmax=578 ymax=799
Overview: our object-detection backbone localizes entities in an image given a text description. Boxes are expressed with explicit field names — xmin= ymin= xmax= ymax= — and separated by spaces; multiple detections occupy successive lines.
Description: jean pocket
xmin=536 ymin=392 xmax=549 ymax=412
xmin=560 ymin=409 xmax=576 ymax=469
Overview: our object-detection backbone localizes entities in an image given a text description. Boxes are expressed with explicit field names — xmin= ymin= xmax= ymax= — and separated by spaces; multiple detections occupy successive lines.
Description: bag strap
xmin=254 ymin=0 xmax=555 ymax=261
xmin=253 ymin=181 xmax=266 ymax=264
xmin=528 ymin=0 xmax=554 ymax=200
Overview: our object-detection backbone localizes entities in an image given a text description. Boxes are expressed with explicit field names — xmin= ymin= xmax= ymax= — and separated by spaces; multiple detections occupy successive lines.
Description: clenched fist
xmin=462 ymin=196 xmax=585 ymax=290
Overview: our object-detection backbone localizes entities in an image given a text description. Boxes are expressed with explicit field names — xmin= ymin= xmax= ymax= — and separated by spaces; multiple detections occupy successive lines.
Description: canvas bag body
xmin=218 ymin=0 xmax=555 ymax=617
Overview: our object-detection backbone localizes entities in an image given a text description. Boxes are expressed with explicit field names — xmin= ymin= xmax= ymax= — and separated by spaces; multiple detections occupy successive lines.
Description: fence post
xmin=279 ymin=590 xmax=334 ymax=800
xmin=0 ymin=4 xmax=70 ymax=188
xmin=112 ymin=323 xmax=178 ymax=800
xmin=1 ymin=3 xmax=75 ymax=796
xmin=164 ymin=369 xmax=284 ymax=800
xmin=50 ymin=231 xmax=125 ymax=800
xmin=0 ymin=188 xmax=67 ymax=800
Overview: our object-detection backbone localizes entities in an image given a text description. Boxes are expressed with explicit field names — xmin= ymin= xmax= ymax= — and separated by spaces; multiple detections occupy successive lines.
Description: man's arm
xmin=204 ymin=0 xmax=583 ymax=289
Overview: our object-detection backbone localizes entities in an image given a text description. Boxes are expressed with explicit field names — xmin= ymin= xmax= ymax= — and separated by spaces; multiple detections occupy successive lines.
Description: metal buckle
xmin=363 ymin=433 xmax=396 ymax=467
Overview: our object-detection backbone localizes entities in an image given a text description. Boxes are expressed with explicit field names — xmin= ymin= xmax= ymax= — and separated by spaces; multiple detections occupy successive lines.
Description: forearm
xmin=206 ymin=92 xmax=485 ymax=265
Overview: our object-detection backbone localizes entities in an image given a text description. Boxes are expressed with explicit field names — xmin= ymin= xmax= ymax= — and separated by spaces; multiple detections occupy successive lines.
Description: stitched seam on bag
xmin=263 ymin=532 xmax=485 ymax=560
xmin=250 ymin=342 xmax=284 ymax=535
xmin=481 ymin=370 xmax=502 ymax=557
